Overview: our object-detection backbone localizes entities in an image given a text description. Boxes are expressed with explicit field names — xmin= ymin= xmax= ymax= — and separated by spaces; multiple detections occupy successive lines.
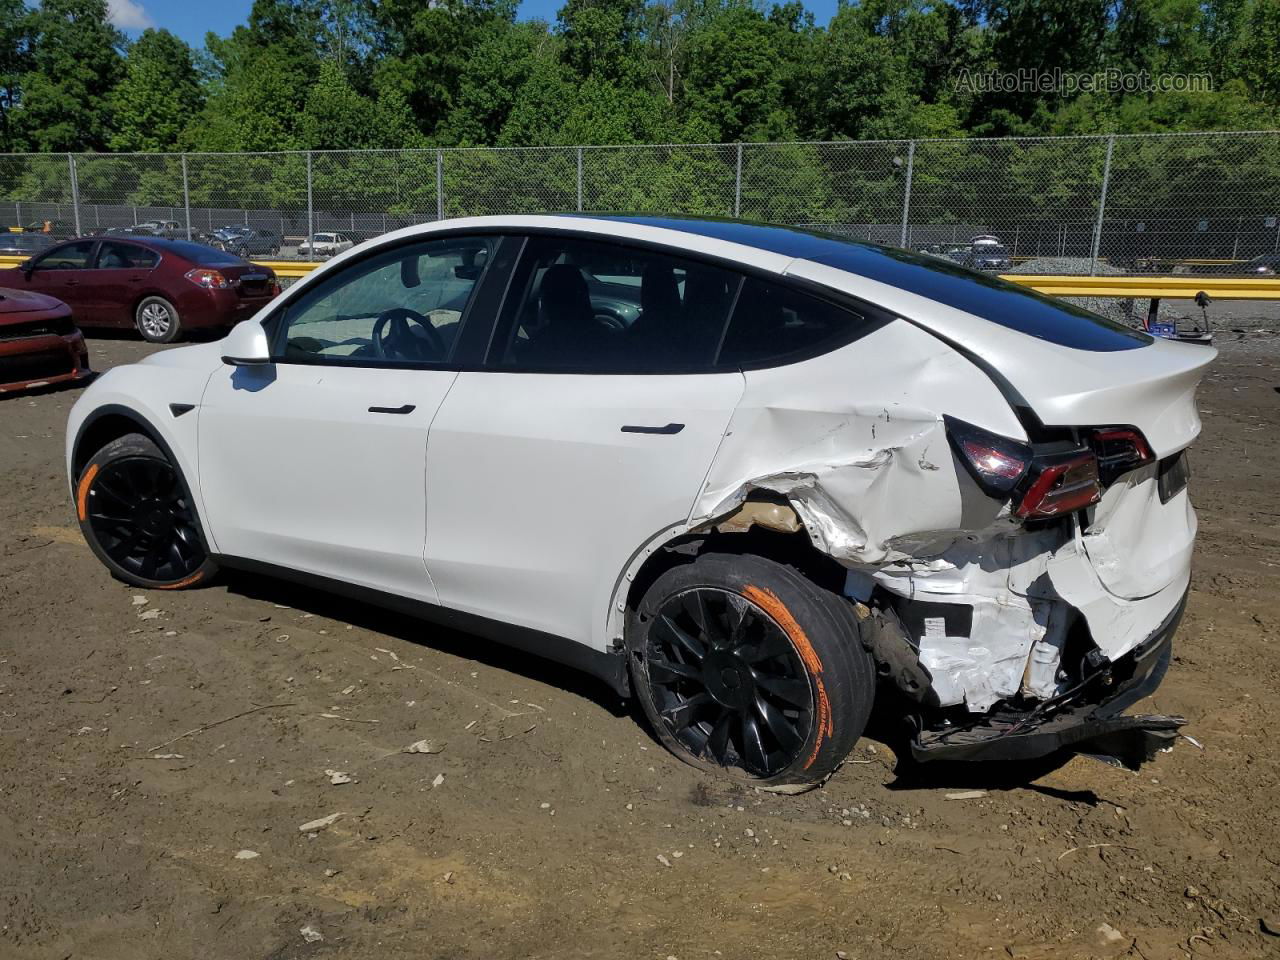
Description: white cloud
xmin=107 ymin=0 xmax=156 ymax=31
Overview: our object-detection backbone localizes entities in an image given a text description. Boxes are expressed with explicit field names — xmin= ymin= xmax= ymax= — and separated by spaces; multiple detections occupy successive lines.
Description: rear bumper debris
xmin=910 ymin=587 xmax=1187 ymax=769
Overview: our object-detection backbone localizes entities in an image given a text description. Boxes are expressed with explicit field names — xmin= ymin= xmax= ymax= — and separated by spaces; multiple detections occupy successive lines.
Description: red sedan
xmin=0 ymin=287 xmax=90 ymax=394
xmin=0 ymin=236 xmax=280 ymax=343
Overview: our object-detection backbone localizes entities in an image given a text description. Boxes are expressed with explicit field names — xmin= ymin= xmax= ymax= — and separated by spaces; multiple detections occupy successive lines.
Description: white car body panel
xmin=425 ymin=371 xmax=745 ymax=649
xmin=197 ymin=361 xmax=455 ymax=604
xmin=785 ymin=259 xmax=1215 ymax=457
xmin=65 ymin=214 xmax=1214 ymax=720
xmin=65 ymin=342 xmax=224 ymax=541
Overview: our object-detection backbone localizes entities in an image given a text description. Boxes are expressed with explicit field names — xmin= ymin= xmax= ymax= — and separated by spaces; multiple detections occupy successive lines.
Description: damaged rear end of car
xmin=691 ymin=249 xmax=1215 ymax=772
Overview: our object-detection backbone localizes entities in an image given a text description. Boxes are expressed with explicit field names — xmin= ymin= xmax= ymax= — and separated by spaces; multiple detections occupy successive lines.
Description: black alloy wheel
xmin=645 ymin=587 xmax=813 ymax=777
xmin=631 ymin=552 xmax=875 ymax=791
xmin=76 ymin=433 xmax=217 ymax=589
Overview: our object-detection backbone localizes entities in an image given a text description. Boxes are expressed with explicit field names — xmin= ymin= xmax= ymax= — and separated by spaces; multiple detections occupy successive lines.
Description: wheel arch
xmin=608 ymin=501 xmax=852 ymax=652
xmin=70 ymin=403 xmax=214 ymax=554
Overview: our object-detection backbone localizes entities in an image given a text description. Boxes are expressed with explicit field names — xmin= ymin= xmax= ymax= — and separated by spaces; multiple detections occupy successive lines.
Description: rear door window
xmin=97 ymin=241 xmax=159 ymax=269
xmin=492 ymin=236 xmax=741 ymax=372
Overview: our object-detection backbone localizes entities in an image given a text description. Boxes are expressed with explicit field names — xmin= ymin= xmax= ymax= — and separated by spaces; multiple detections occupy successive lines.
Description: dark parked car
xmin=216 ymin=227 xmax=281 ymax=258
xmin=958 ymin=243 xmax=1013 ymax=272
xmin=0 ymin=286 xmax=90 ymax=394
xmin=0 ymin=236 xmax=280 ymax=343
xmin=0 ymin=232 xmax=55 ymax=257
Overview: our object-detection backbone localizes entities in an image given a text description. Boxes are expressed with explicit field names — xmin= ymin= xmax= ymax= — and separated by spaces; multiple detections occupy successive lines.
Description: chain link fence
xmin=3 ymin=131 xmax=1278 ymax=274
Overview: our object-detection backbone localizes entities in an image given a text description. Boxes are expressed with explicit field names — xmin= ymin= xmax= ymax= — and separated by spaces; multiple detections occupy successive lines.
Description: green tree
xmin=1234 ymin=0 xmax=1280 ymax=104
xmin=12 ymin=0 xmax=124 ymax=151
xmin=372 ymin=0 xmax=516 ymax=139
xmin=682 ymin=3 xmax=793 ymax=142
xmin=110 ymin=29 xmax=203 ymax=152
xmin=0 ymin=0 xmax=31 ymax=150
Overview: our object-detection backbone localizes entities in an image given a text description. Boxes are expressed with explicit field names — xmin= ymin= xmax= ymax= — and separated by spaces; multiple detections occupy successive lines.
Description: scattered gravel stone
xmin=234 ymin=849 xmax=260 ymax=860
xmin=657 ymin=854 xmax=672 ymax=867
xmin=403 ymin=739 xmax=444 ymax=754
xmin=300 ymin=924 xmax=323 ymax=943
xmin=298 ymin=812 xmax=344 ymax=833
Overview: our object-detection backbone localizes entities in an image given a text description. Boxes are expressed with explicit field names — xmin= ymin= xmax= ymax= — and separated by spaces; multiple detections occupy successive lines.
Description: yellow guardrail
xmin=2 ymin=253 xmax=1278 ymax=300
xmin=998 ymin=274 xmax=1280 ymax=300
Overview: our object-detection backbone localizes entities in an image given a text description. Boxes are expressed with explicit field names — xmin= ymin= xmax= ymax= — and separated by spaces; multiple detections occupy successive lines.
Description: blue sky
xmin=107 ymin=0 xmax=843 ymax=48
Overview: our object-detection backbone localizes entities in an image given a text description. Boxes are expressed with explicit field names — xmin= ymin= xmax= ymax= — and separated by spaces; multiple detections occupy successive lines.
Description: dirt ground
xmin=2 ymin=326 xmax=1278 ymax=960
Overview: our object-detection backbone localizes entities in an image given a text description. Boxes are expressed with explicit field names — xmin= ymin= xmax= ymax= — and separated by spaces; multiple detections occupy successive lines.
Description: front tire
xmin=629 ymin=553 xmax=875 ymax=792
xmin=135 ymin=296 xmax=182 ymax=343
xmin=76 ymin=433 xmax=217 ymax=590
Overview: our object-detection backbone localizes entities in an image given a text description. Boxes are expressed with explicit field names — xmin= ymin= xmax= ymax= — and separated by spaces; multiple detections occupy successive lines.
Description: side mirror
xmin=20 ymin=260 xmax=35 ymax=278
xmin=221 ymin=321 xmax=271 ymax=366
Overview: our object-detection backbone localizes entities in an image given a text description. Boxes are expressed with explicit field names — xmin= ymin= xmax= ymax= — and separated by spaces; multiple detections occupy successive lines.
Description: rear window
xmin=805 ymin=244 xmax=1152 ymax=352
xmin=162 ymin=240 xmax=244 ymax=265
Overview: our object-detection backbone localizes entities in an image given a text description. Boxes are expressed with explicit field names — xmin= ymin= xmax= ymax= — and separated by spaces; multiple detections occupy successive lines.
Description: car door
xmin=21 ymin=240 xmax=98 ymax=315
xmin=197 ymin=233 xmax=513 ymax=603
xmin=424 ymin=234 xmax=746 ymax=651
xmin=88 ymin=240 xmax=159 ymax=326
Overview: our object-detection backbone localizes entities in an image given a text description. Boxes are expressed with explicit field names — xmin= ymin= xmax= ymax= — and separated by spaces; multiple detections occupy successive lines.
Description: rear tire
xmin=76 ymin=432 xmax=217 ymax=590
xmin=629 ymin=552 xmax=875 ymax=792
xmin=135 ymin=296 xmax=182 ymax=343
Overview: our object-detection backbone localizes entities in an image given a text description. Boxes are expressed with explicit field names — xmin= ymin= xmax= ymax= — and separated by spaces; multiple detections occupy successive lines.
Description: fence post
xmin=181 ymin=154 xmax=192 ymax=240
xmin=436 ymin=150 xmax=444 ymax=221
xmin=576 ymin=147 xmax=583 ymax=213
xmin=14 ymin=200 xmax=19 ymax=224
xmin=733 ymin=143 xmax=743 ymax=218
xmin=899 ymin=140 xmax=916 ymax=249
xmin=1090 ymin=135 xmax=1115 ymax=276
xmin=306 ymin=151 xmax=314 ymax=244
xmin=67 ymin=154 xmax=82 ymax=236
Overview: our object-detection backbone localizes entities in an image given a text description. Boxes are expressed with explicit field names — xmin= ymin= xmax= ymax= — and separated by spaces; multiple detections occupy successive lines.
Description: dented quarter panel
xmin=690 ymin=319 xmax=1026 ymax=564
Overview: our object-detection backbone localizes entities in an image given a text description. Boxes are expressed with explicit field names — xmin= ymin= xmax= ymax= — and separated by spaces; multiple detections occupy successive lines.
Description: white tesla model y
xmin=66 ymin=215 xmax=1214 ymax=791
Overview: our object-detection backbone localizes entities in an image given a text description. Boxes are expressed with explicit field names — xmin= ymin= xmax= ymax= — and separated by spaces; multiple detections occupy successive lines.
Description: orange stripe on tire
xmin=155 ymin=570 xmax=205 ymax=590
xmin=76 ymin=464 xmax=99 ymax=522
xmin=743 ymin=584 xmax=831 ymax=769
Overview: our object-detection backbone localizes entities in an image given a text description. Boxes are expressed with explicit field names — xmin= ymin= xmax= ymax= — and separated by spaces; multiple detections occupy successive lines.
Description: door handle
xmin=64 ymin=279 xmax=78 ymax=286
xmin=621 ymin=422 xmax=684 ymax=435
xmin=369 ymin=404 xmax=416 ymax=415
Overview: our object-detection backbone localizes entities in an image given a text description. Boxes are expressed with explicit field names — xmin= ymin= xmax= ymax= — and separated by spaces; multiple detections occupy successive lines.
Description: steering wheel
xmin=371 ymin=307 xmax=446 ymax=361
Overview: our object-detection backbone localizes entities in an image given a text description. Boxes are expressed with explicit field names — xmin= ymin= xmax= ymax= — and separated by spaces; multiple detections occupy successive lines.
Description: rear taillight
xmin=1089 ymin=427 xmax=1154 ymax=483
xmin=1015 ymin=453 xmax=1101 ymax=518
xmin=946 ymin=417 xmax=1103 ymax=520
xmin=185 ymin=268 xmax=231 ymax=289
xmin=944 ymin=417 xmax=1032 ymax=494
xmin=270 ymin=280 xmax=282 ymax=297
